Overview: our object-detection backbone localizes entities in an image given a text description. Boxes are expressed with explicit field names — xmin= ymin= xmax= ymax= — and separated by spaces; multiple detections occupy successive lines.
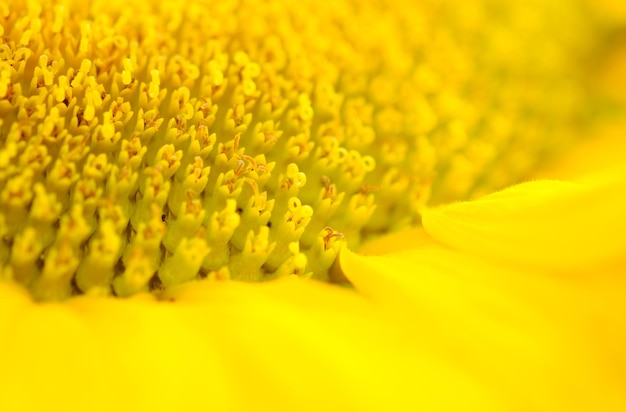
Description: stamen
xmin=0 ymin=0 xmax=598 ymax=300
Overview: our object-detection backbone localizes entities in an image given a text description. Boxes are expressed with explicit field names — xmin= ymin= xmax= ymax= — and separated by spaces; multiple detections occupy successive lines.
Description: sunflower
xmin=1 ymin=0 xmax=625 ymax=410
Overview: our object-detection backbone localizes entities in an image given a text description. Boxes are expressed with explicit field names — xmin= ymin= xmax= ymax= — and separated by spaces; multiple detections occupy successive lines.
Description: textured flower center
xmin=0 ymin=0 xmax=594 ymax=300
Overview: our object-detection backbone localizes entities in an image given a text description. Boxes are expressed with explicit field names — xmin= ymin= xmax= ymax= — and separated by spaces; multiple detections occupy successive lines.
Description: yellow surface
xmin=1 ymin=0 xmax=626 ymax=410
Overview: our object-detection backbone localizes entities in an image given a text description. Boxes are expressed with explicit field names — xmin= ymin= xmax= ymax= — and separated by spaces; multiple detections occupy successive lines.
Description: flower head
xmin=1 ymin=0 xmax=626 ymax=411
xmin=0 ymin=0 xmax=600 ymax=300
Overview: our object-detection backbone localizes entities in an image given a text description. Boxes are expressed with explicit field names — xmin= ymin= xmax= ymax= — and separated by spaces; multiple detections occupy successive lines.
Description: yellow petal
xmin=340 ymin=247 xmax=626 ymax=411
xmin=535 ymin=123 xmax=626 ymax=181
xmin=0 ymin=279 xmax=497 ymax=411
xmin=422 ymin=176 xmax=626 ymax=272
xmin=358 ymin=226 xmax=441 ymax=256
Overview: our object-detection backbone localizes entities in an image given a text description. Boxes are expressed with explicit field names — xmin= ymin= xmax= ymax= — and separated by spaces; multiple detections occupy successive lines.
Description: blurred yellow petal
xmin=0 ymin=282 xmax=231 ymax=412
xmin=358 ymin=226 xmax=441 ymax=256
xmin=535 ymin=122 xmax=626 ymax=181
xmin=346 ymin=158 xmax=626 ymax=410
xmin=340 ymin=246 xmax=626 ymax=411
xmin=588 ymin=0 xmax=626 ymax=24
xmin=0 ymin=278 xmax=500 ymax=411
xmin=422 ymin=174 xmax=626 ymax=272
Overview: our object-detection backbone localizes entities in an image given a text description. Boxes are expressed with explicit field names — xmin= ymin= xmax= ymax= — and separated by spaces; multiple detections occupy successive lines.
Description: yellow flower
xmin=1 ymin=0 xmax=625 ymax=410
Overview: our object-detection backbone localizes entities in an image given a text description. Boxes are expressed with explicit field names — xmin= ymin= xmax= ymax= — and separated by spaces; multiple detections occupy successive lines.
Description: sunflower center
xmin=0 ymin=0 xmax=594 ymax=300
